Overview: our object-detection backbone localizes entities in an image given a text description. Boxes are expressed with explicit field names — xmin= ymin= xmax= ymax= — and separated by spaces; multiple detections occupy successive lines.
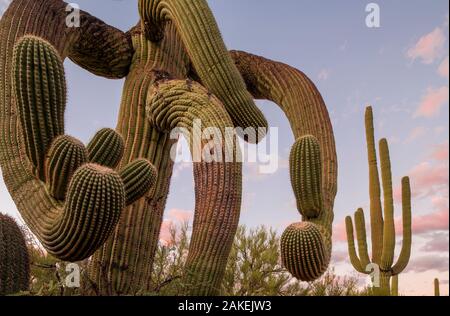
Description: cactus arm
xmin=68 ymin=12 xmax=133 ymax=79
xmin=392 ymin=177 xmax=412 ymax=275
xmin=364 ymin=106 xmax=384 ymax=263
xmin=138 ymin=0 xmax=268 ymax=143
xmin=0 ymin=214 xmax=30 ymax=295
xmin=391 ymin=274 xmax=399 ymax=296
xmin=355 ymin=208 xmax=371 ymax=268
xmin=345 ymin=216 xmax=366 ymax=273
xmin=0 ymin=1 xmax=135 ymax=261
xmin=379 ymin=139 xmax=396 ymax=271
xmin=147 ymin=79 xmax=242 ymax=295
xmin=434 ymin=278 xmax=440 ymax=296
xmin=229 ymin=50 xmax=337 ymax=262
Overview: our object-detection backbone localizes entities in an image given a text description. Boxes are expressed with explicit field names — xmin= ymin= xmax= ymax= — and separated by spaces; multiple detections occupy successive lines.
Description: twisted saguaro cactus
xmin=0 ymin=213 xmax=30 ymax=295
xmin=345 ymin=106 xmax=412 ymax=296
xmin=1 ymin=0 xmax=337 ymax=295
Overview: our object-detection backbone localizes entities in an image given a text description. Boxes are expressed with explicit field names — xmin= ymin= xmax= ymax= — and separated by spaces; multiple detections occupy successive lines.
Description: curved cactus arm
xmin=354 ymin=208 xmax=371 ymax=268
xmin=364 ymin=106 xmax=384 ymax=263
xmin=345 ymin=216 xmax=366 ymax=274
xmin=229 ymin=50 xmax=337 ymax=272
xmin=147 ymin=79 xmax=242 ymax=295
xmin=138 ymin=0 xmax=268 ymax=143
xmin=379 ymin=139 xmax=396 ymax=271
xmin=0 ymin=1 xmax=134 ymax=261
xmin=392 ymin=177 xmax=412 ymax=275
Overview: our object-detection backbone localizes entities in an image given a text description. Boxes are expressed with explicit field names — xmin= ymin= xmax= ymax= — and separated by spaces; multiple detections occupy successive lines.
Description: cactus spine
xmin=0 ymin=213 xmax=30 ymax=295
xmin=1 ymin=0 xmax=337 ymax=295
xmin=345 ymin=106 xmax=412 ymax=296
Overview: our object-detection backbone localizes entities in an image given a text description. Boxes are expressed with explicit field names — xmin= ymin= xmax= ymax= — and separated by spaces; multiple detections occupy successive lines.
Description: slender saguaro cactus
xmin=0 ymin=0 xmax=337 ymax=295
xmin=345 ymin=106 xmax=412 ymax=296
xmin=0 ymin=213 xmax=30 ymax=295
xmin=434 ymin=278 xmax=440 ymax=296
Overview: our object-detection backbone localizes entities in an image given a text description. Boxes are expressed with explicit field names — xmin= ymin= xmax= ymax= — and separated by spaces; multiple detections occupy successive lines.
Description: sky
xmin=1 ymin=0 xmax=449 ymax=296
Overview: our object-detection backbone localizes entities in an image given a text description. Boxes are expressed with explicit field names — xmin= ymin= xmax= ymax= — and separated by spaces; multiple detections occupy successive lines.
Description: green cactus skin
xmin=230 ymin=51 xmax=337 ymax=281
xmin=120 ymin=158 xmax=158 ymax=206
xmin=434 ymin=278 xmax=440 ymax=296
xmin=0 ymin=213 xmax=30 ymax=295
xmin=45 ymin=135 xmax=88 ymax=200
xmin=391 ymin=274 xmax=398 ymax=296
xmin=280 ymin=222 xmax=327 ymax=281
xmin=138 ymin=0 xmax=268 ymax=143
xmin=56 ymin=164 xmax=125 ymax=260
xmin=87 ymin=128 xmax=125 ymax=169
xmin=1 ymin=0 xmax=337 ymax=295
xmin=145 ymin=79 xmax=242 ymax=295
xmin=345 ymin=107 xmax=412 ymax=296
xmin=13 ymin=35 xmax=66 ymax=181
xmin=290 ymin=135 xmax=323 ymax=218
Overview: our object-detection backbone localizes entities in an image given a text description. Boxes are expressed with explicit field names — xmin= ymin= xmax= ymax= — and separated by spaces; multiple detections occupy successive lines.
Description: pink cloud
xmin=438 ymin=56 xmax=449 ymax=78
xmin=408 ymin=161 xmax=449 ymax=199
xmin=430 ymin=142 xmax=449 ymax=161
xmin=405 ymin=126 xmax=427 ymax=143
xmin=333 ymin=220 xmax=348 ymax=243
xmin=405 ymin=255 xmax=449 ymax=273
xmin=167 ymin=208 xmax=193 ymax=223
xmin=411 ymin=208 xmax=449 ymax=235
xmin=414 ymin=86 xmax=449 ymax=118
xmin=159 ymin=208 xmax=193 ymax=245
xmin=421 ymin=232 xmax=449 ymax=253
xmin=407 ymin=27 xmax=446 ymax=64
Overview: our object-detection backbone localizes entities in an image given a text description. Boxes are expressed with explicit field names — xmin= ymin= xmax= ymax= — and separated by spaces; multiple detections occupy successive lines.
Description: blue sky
xmin=1 ymin=0 xmax=448 ymax=295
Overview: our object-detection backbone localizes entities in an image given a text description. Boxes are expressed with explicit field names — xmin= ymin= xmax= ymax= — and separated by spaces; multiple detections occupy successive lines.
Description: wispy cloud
xmin=414 ymin=86 xmax=449 ymax=118
xmin=421 ymin=232 xmax=449 ymax=253
xmin=405 ymin=126 xmax=427 ymax=143
xmin=318 ymin=69 xmax=331 ymax=81
xmin=407 ymin=27 xmax=446 ymax=64
xmin=438 ymin=56 xmax=449 ymax=79
xmin=406 ymin=255 xmax=449 ymax=273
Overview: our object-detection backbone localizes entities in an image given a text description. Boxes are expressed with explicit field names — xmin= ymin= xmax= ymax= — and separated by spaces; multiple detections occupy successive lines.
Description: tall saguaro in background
xmin=346 ymin=107 xmax=412 ymax=296
xmin=0 ymin=0 xmax=337 ymax=295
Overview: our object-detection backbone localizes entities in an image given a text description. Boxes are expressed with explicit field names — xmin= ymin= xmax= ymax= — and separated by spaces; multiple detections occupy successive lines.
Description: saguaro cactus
xmin=0 ymin=0 xmax=337 ymax=295
xmin=0 ymin=213 xmax=30 ymax=295
xmin=345 ymin=106 xmax=412 ymax=296
xmin=434 ymin=278 xmax=440 ymax=296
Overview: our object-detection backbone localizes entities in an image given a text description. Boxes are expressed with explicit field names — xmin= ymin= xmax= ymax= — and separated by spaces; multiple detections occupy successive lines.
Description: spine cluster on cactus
xmin=45 ymin=135 xmax=88 ymax=200
xmin=0 ymin=213 xmax=30 ymax=295
xmin=120 ymin=158 xmax=158 ymax=206
xmin=87 ymin=128 xmax=125 ymax=169
xmin=280 ymin=222 xmax=327 ymax=281
xmin=0 ymin=0 xmax=337 ymax=295
xmin=345 ymin=106 xmax=412 ymax=296
xmin=290 ymin=135 xmax=323 ymax=218
xmin=13 ymin=35 xmax=66 ymax=180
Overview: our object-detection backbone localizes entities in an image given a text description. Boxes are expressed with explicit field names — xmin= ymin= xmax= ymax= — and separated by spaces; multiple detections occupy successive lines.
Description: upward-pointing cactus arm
xmin=146 ymin=79 xmax=242 ymax=295
xmin=229 ymin=51 xmax=337 ymax=269
xmin=345 ymin=216 xmax=366 ymax=274
xmin=379 ymin=139 xmax=396 ymax=271
xmin=364 ymin=107 xmax=384 ymax=263
xmin=392 ymin=177 xmax=412 ymax=275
